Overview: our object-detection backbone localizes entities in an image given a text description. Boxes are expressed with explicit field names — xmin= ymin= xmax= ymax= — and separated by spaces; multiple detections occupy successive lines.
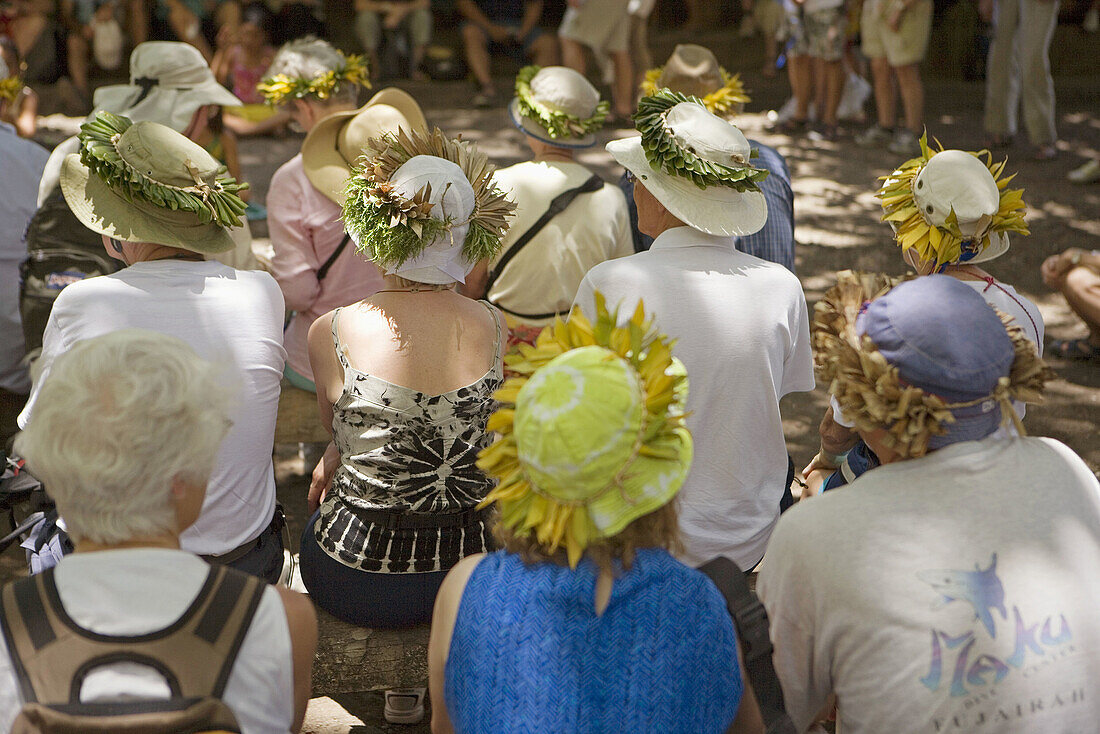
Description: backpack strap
xmin=0 ymin=564 xmax=267 ymax=705
xmin=317 ymin=233 xmax=352 ymax=282
xmin=697 ymin=556 xmax=798 ymax=734
xmin=485 ymin=173 xmax=604 ymax=298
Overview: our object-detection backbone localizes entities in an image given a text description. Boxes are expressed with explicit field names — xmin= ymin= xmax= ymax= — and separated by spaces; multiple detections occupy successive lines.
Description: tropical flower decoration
xmin=813 ymin=270 xmax=1052 ymax=458
xmin=514 ymin=65 xmax=609 ymax=139
xmin=78 ymin=112 xmax=249 ymax=228
xmin=634 ymin=90 xmax=769 ymax=192
xmin=476 ymin=293 xmax=690 ymax=568
xmin=877 ymin=135 xmax=1028 ymax=268
xmin=640 ymin=65 xmax=750 ymax=117
xmin=342 ymin=127 xmax=516 ymax=269
xmin=257 ymin=51 xmax=370 ymax=106
xmin=0 ymin=74 xmax=21 ymax=104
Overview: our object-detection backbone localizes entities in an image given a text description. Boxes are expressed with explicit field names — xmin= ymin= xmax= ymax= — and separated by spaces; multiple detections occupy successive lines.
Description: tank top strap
xmin=331 ymin=307 xmax=351 ymax=372
xmin=479 ymin=300 xmax=505 ymax=361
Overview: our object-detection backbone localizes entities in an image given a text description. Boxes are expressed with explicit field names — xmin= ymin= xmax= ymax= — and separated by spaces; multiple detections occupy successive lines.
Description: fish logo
xmin=918 ymin=554 xmax=1007 ymax=637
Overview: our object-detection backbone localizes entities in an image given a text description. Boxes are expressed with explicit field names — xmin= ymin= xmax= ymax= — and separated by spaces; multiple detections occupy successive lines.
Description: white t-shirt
xmin=572 ymin=226 xmax=815 ymax=569
xmin=19 ymin=260 xmax=286 ymax=555
xmin=758 ymin=436 xmax=1100 ymax=733
xmin=0 ymin=548 xmax=295 ymax=733
xmin=489 ymin=161 xmax=632 ymax=325
xmin=962 ymin=278 xmax=1044 ymax=356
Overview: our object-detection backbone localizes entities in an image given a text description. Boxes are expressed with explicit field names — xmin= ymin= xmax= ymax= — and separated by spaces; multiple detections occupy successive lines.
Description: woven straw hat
xmin=301 ymin=87 xmax=428 ymax=205
xmin=608 ymin=95 xmax=767 ymax=236
xmin=508 ymin=65 xmax=607 ymax=149
xmin=61 ymin=114 xmax=248 ymax=254
xmin=641 ymin=45 xmax=750 ymax=118
xmin=91 ymin=42 xmax=243 ymax=133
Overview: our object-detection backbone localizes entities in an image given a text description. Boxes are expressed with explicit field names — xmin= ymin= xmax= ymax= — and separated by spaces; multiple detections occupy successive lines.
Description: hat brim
xmin=607 ymin=136 xmax=767 ymax=237
xmin=965 ymin=232 xmax=1010 ymax=264
xmin=508 ymin=98 xmax=596 ymax=149
xmin=60 ymin=154 xmax=236 ymax=254
xmin=92 ymin=81 xmax=243 ymax=132
xmin=301 ymin=87 xmax=429 ymax=205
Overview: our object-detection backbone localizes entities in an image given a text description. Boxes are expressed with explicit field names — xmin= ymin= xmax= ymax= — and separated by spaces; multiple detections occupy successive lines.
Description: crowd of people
xmin=0 ymin=5 xmax=1099 ymax=734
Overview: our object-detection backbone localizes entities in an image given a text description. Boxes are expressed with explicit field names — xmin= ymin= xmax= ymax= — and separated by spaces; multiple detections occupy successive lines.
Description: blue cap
xmin=858 ymin=275 xmax=1014 ymax=448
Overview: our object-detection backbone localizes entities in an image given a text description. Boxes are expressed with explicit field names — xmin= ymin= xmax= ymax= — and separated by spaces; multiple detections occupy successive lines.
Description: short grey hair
xmin=264 ymin=37 xmax=359 ymax=106
xmin=15 ymin=330 xmax=235 ymax=545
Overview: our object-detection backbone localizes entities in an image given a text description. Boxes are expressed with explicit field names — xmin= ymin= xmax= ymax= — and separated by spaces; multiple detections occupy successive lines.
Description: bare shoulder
xmin=275 ymin=587 xmax=318 ymax=644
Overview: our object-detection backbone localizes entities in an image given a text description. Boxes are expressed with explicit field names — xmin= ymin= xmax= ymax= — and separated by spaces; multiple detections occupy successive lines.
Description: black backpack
xmin=19 ymin=186 xmax=121 ymax=360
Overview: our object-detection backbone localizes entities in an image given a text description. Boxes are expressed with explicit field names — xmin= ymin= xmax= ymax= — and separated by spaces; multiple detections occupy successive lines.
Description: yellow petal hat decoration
xmin=640 ymin=44 xmax=750 ymax=117
xmin=877 ymin=135 xmax=1028 ymax=268
xmin=476 ymin=293 xmax=692 ymax=568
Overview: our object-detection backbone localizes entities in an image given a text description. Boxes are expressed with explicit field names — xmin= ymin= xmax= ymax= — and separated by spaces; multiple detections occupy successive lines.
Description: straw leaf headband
xmin=477 ymin=293 xmax=688 ymax=568
xmin=515 ymin=65 xmax=609 ymax=139
xmin=257 ymin=51 xmax=369 ymax=106
xmin=640 ymin=66 xmax=750 ymax=117
xmin=635 ymin=90 xmax=768 ymax=192
xmin=813 ymin=271 xmax=1052 ymax=458
xmin=878 ymin=135 xmax=1028 ymax=268
xmin=79 ymin=112 xmax=249 ymax=229
xmin=342 ymin=126 xmax=516 ymax=269
xmin=0 ymin=74 xmax=21 ymax=104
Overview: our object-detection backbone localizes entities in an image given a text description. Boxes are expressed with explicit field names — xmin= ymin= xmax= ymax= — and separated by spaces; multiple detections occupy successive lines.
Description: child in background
xmin=0 ymin=37 xmax=36 ymax=137
xmin=213 ymin=2 xmax=289 ymax=135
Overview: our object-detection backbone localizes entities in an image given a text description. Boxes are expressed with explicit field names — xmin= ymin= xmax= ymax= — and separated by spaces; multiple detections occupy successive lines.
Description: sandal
xmin=983 ymin=134 xmax=1014 ymax=150
xmin=384 ymin=687 xmax=425 ymax=724
xmin=1048 ymin=338 xmax=1100 ymax=362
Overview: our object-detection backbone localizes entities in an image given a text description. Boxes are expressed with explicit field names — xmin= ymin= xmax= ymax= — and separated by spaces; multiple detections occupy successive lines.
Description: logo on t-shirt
xmin=915 ymin=554 xmax=1081 ymax=730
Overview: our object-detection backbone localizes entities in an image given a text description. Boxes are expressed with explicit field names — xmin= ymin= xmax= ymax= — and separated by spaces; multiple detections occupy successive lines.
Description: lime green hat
xmin=477 ymin=293 xmax=692 ymax=568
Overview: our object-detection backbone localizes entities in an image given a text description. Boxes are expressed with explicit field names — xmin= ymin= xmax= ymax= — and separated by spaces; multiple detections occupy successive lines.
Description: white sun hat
xmin=608 ymin=93 xmax=768 ymax=237
xmin=91 ymin=42 xmax=243 ymax=133
xmin=911 ymin=149 xmax=1008 ymax=263
xmin=508 ymin=65 xmax=608 ymax=149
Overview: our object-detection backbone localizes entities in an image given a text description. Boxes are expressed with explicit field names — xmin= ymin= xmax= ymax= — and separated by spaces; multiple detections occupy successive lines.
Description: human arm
xmin=727 ymin=644 xmax=765 ymax=734
xmin=516 ymin=0 xmax=543 ymax=39
xmin=306 ymin=312 xmax=341 ymax=513
xmin=274 ymin=587 xmax=318 ymax=733
xmin=456 ymin=0 xmax=510 ymax=40
xmin=428 ymin=553 xmax=485 ymax=734
xmin=14 ymin=87 xmax=38 ymax=139
xmin=1042 ymin=248 xmax=1100 ymax=290
xmin=266 ymin=166 xmax=324 ymax=312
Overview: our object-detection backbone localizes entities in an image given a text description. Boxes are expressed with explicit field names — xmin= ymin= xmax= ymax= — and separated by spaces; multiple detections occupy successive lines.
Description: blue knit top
xmin=444 ymin=548 xmax=744 ymax=733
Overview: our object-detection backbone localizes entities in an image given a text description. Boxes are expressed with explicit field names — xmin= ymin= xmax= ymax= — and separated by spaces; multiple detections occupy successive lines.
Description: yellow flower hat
xmin=476 ymin=293 xmax=692 ymax=568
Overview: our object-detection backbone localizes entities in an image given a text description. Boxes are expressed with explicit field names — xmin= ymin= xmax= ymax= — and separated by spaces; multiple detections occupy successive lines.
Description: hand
xmin=977 ymin=0 xmax=993 ymax=22
xmin=1041 ymin=249 xmax=1079 ymax=289
xmin=887 ymin=5 xmax=904 ymax=31
xmin=487 ymin=23 xmax=510 ymax=42
xmin=307 ymin=441 xmax=339 ymax=514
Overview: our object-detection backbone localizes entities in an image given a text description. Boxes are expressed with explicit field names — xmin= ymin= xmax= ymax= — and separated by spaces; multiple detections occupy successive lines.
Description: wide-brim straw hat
xmin=607 ymin=100 xmax=766 ymax=237
xmin=91 ymin=42 xmax=242 ymax=132
xmin=642 ymin=44 xmax=750 ymax=118
xmin=60 ymin=117 xmax=242 ymax=254
xmin=301 ymin=87 xmax=428 ymax=204
xmin=508 ymin=66 xmax=606 ymax=149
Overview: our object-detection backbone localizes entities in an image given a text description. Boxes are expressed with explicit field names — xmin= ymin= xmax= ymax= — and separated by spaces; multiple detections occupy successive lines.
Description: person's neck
xmin=533 ymin=148 xmax=575 ymax=164
xmin=75 ymin=534 xmax=181 ymax=554
xmin=646 ymin=219 xmax=690 ymax=240
xmin=126 ymin=243 xmax=204 ymax=264
xmin=940 ymin=263 xmax=993 ymax=281
xmin=376 ymin=274 xmax=455 ymax=292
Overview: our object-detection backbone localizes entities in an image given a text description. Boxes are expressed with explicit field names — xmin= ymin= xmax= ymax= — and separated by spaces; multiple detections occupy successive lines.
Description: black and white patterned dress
xmin=315 ymin=302 xmax=503 ymax=574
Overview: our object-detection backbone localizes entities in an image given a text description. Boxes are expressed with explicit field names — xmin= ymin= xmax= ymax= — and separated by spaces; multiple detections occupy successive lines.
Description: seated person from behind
xmin=456 ymin=0 xmax=557 ymax=107
xmin=429 ymin=300 xmax=763 ymax=733
xmin=354 ymin=0 xmax=432 ymax=80
xmin=758 ymin=274 xmax=1100 ymax=733
xmin=301 ymin=127 xmax=516 ymax=628
xmin=1 ymin=329 xmax=316 ymax=733
xmin=463 ymin=65 xmax=631 ymax=346
xmin=623 ymin=44 xmax=795 ymax=271
xmin=803 ymin=143 xmax=1042 ymax=493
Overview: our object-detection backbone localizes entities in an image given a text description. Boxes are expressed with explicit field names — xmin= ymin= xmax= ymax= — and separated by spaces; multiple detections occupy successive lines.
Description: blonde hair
xmin=15 ymin=330 xmax=235 ymax=544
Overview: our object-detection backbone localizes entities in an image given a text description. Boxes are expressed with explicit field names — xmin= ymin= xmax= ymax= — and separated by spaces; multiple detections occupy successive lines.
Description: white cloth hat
xmin=509 ymin=66 xmax=603 ymax=148
xmin=607 ymin=102 xmax=767 ymax=236
xmin=911 ymin=149 xmax=1008 ymax=263
xmin=91 ymin=42 xmax=242 ymax=132
xmin=351 ymin=155 xmax=478 ymax=284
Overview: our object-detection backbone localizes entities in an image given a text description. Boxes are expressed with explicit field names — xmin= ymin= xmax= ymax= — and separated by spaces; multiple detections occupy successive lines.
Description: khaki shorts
xmin=861 ymin=0 xmax=932 ymax=66
xmin=559 ymin=0 xmax=631 ymax=53
xmin=753 ymin=0 xmax=785 ymax=38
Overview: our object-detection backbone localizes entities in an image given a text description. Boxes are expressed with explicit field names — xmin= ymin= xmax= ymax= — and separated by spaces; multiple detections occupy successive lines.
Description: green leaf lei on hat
xmin=257 ymin=51 xmax=370 ymax=106
xmin=514 ymin=65 xmax=609 ymax=140
xmin=342 ymin=127 xmax=516 ymax=269
xmin=78 ymin=112 xmax=249 ymax=229
xmin=0 ymin=74 xmax=21 ymax=104
xmin=634 ymin=90 xmax=769 ymax=192
xmin=476 ymin=293 xmax=688 ymax=568
xmin=878 ymin=134 xmax=1028 ymax=268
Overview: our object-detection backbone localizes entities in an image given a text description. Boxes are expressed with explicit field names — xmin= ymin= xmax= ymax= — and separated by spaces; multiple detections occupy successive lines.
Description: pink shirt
xmin=267 ymin=153 xmax=384 ymax=381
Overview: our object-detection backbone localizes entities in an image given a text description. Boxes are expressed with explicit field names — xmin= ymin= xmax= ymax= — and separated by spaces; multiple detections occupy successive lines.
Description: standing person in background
xmin=854 ymin=0 xmax=932 ymax=154
xmin=981 ymin=0 xmax=1060 ymax=160
xmin=462 ymin=65 xmax=631 ymax=345
xmin=626 ymin=0 xmax=655 ymax=89
xmin=781 ymin=0 xmax=846 ymax=139
xmin=0 ymin=56 xmax=47 ymax=446
xmin=457 ymin=0 xmax=557 ymax=107
xmin=559 ymin=0 xmax=634 ymax=122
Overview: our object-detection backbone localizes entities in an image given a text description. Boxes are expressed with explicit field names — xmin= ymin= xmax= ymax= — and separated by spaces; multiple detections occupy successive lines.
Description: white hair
xmin=15 ymin=330 xmax=235 ymax=545
xmin=264 ymin=37 xmax=358 ymax=105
